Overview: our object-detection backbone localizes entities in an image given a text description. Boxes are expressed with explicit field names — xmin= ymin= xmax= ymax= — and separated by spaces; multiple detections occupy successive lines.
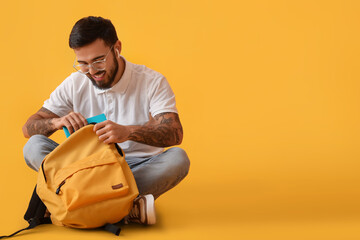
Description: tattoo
xmin=39 ymin=107 xmax=55 ymax=115
xmin=27 ymin=118 xmax=56 ymax=137
xmin=128 ymin=112 xmax=183 ymax=147
xmin=26 ymin=107 xmax=58 ymax=137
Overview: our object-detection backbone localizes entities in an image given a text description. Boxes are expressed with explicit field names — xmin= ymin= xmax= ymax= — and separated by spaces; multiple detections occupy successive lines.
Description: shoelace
xmin=128 ymin=203 xmax=140 ymax=219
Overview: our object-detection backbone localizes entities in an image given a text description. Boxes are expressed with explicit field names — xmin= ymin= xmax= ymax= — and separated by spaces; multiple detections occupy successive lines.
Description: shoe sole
xmin=143 ymin=194 xmax=156 ymax=225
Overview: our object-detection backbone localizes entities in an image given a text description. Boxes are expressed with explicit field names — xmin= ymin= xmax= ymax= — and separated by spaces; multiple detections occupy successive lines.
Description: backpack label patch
xmin=112 ymin=183 xmax=124 ymax=190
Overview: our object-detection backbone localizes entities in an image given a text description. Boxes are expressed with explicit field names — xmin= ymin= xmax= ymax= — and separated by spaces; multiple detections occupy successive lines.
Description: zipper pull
xmin=56 ymin=180 xmax=66 ymax=195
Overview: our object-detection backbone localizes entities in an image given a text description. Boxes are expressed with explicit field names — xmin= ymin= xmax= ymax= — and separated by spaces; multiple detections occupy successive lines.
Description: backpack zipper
xmin=56 ymin=180 xmax=66 ymax=195
xmin=41 ymin=160 xmax=47 ymax=182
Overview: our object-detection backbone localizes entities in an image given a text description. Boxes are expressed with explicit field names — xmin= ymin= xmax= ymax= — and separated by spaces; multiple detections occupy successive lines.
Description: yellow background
xmin=0 ymin=0 xmax=360 ymax=239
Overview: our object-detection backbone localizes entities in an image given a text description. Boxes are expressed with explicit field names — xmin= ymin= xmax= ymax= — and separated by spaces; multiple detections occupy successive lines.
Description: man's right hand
xmin=53 ymin=112 xmax=88 ymax=134
xmin=22 ymin=107 xmax=87 ymax=138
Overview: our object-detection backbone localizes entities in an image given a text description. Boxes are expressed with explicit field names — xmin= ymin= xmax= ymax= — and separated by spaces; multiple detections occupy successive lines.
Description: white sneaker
xmin=125 ymin=194 xmax=156 ymax=225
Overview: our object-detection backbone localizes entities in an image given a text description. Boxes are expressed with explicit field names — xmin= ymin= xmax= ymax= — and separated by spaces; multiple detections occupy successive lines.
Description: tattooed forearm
xmin=26 ymin=118 xmax=57 ymax=137
xmin=23 ymin=107 xmax=60 ymax=138
xmin=39 ymin=107 xmax=56 ymax=115
xmin=128 ymin=112 xmax=183 ymax=147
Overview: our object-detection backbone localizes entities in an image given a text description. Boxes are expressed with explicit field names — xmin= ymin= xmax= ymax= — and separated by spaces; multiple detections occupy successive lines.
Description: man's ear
xmin=115 ymin=40 xmax=122 ymax=57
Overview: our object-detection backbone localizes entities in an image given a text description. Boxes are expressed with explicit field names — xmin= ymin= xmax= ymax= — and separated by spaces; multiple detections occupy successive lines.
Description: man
xmin=22 ymin=16 xmax=190 ymax=225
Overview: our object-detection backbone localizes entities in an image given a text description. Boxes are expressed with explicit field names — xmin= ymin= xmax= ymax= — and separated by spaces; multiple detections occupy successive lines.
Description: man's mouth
xmin=92 ymin=71 xmax=106 ymax=81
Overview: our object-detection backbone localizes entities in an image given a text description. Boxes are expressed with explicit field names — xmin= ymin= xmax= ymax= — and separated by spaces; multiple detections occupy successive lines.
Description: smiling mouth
xmin=92 ymin=71 xmax=106 ymax=81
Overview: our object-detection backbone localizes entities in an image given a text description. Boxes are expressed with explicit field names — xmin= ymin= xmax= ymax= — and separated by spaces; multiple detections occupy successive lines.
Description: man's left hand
xmin=93 ymin=120 xmax=130 ymax=144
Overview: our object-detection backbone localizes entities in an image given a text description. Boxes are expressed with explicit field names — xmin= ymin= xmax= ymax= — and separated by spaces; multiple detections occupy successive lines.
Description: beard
xmin=86 ymin=54 xmax=119 ymax=90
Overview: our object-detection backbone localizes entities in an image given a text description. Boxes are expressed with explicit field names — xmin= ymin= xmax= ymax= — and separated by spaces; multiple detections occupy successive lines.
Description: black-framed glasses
xmin=73 ymin=45 xmax=114 ymax=74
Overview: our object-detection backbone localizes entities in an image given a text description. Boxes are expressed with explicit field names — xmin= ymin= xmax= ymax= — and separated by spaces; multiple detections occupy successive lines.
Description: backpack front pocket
xmin=54 ymin=149 xmax=129 ymax=211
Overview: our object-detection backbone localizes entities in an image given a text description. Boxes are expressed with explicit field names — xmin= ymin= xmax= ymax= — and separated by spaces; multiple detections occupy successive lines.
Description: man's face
xmin=74 ymin=39 xmax=119 ymax=89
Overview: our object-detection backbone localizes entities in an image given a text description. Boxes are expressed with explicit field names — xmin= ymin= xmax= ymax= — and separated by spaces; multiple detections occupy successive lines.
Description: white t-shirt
xmin=43 ymin=57 xmax=178 ymax=158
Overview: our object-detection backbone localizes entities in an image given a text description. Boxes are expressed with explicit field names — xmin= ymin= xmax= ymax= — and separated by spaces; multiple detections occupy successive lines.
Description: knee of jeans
xmin=23 ymin=135 xmax=47 ymax=170
xmin=167 ymin=147 xmax=190 ymax=178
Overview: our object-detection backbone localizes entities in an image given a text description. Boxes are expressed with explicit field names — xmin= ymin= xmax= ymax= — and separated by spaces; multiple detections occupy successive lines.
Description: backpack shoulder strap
xmin=0 ymin=217 xmax=51 ymax=239
xmin=0 ymin=185 xmax=52 ymax=239
xmin=24 ymin=185 xmax=47 ymax=221
xmin=102 ymin=223 xmax=121 ymax=236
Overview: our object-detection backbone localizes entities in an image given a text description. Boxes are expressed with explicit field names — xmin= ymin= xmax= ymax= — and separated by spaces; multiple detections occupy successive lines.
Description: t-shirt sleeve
xmin=149 ymin=75 xmax=178 ymax=117
xmin=43 ymin=76 xmax=74 ymax=117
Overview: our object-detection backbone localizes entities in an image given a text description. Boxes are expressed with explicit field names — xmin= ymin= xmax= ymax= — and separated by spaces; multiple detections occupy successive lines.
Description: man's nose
xmin=88 ymin=65 xmax=98 ymax=75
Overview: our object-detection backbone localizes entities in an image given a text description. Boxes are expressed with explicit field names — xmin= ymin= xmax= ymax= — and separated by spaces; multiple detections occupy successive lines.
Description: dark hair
xmin=69 ymin=16 xmax=118 ymax=49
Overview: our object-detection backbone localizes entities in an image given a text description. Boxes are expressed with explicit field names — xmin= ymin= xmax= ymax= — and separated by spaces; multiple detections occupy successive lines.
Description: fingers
xmin=94 ymin=120 xmax=125 ymax=144
xmin=98 ymin=132 xmax=114 ymax=144
xmin=95 ymin=122 xmax=115 ymax=144
xmin=94 ymin=121 xmax=109 ymax=138
xmin=103 ymin=136 xmax=116 ymax=144
xmin=62 ymin=112 xmax=88 ymax=134
xmin=73 ymin=113 xmax=88 ymax=127
xmin=63 ymin=118 xmax=75 ymax=134
xmin=94 ymin=125 xmax=107 ymax=137
xmin=93 ymin=121 xmax=107 ymax=132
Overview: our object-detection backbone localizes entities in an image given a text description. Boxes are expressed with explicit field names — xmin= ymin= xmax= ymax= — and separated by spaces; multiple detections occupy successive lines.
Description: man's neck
xmin=112 ymin=57 xmax=126 ymax=87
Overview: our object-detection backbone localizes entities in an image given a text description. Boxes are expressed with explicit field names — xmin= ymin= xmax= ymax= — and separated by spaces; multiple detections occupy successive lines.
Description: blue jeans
xmin=23 ymin=135 xmax=190 ymax=199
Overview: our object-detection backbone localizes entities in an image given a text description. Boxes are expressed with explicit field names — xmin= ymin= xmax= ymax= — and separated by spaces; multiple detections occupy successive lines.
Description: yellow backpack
xmin=0 ymin=125 xmax=138 ymax=238
xmin=37 ymin=125 xmax=139 ymax=230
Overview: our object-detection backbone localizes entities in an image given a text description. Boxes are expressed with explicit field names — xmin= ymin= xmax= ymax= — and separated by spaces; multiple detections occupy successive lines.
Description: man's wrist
xmin=126 ymin=125 xmax=138 ymax=142
xmin=51 ymin=118 xmax=62 ymax=130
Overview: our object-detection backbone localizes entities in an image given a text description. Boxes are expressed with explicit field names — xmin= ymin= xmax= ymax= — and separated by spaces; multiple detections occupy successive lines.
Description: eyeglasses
xmin=73 ymin=45 xmax=114 ymax=74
